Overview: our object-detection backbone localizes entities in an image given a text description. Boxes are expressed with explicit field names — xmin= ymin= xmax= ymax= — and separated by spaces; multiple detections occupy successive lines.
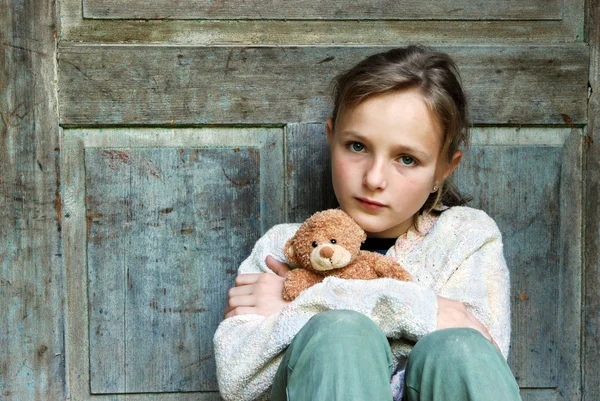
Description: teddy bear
xmin=282 ymin=209 xmax=412 ymax=301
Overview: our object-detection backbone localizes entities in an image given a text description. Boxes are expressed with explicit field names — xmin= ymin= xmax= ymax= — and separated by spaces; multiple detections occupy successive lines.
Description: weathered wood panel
xmin=584 ymin=0 xmax=600 ymax=400
xmin=454 ymin=128 xmax=581 ymax=398
xmin=58 ymin=45 xmax=589 ymax=126
xmin=0 ymin=0 xmax=64 ymax=400
xmin=62 ymin=0 xmax=585 ymax=44
xmin=86 ymin=147 xmax=259 ymax=393
xmin=83 ymin=0 xmax=561 ymax=20
xmin=61 ymin=20 xmax=584 ymax=46
xmin=520 ymin=389 xmax=560 ymax=401
xmin=285 ymin=124 xmax=337 ymax=223
xmin=62 ymin=128 xmax=282 ymax=400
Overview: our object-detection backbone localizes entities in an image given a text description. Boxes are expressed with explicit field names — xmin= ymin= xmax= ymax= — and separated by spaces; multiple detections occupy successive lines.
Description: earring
xmin=433 ymin=184 xmax=439 ymax=192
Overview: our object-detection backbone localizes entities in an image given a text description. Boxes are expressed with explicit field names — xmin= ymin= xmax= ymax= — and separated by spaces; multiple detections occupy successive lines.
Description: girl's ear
xmin=326 ymin=117 xmax=334 ymax=144
xmin=441 ymin=150 xmax=463 ymax=181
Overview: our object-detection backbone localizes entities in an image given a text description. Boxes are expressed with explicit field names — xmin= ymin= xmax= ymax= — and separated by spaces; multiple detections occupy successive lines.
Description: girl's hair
xmin=330 ymin=45 xmax=471 ymax=215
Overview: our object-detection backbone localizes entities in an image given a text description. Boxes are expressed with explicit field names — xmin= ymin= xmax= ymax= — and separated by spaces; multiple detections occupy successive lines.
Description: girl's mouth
xmin=356 ymin=197 xmax=387 ymax=210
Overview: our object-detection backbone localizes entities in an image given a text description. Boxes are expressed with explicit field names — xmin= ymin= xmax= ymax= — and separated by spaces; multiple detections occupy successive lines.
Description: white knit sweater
xmin=213 ymin=206 xmax=511 ymax=401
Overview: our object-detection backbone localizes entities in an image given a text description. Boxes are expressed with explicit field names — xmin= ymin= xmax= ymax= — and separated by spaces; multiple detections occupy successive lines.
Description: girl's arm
xmin=435 ymin=228 xmax=511 ymax=358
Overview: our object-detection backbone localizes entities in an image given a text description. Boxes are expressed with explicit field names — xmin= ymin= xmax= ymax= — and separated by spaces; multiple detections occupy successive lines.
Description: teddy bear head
xmin=284 ymin=209 xmax=367 ymax=272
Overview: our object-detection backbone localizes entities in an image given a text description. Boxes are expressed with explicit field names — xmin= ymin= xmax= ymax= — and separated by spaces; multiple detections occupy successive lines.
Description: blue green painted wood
xmin=454 ymin=129 xmax=582 ymax=399
xmin=0 ymin=0 xmax=64 ymax=400
xmin=85 ymin=147 xmax=260 ymax=393
xmin=62 ymin=127 xmax=283 ymax=400
xmin=285 ymin=123 xmax=338 ymax=223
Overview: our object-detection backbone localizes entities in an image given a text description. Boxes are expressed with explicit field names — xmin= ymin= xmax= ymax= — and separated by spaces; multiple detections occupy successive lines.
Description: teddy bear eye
xmin=312 ymin=241 xmax=318 ymax=248
xmin=330 ymin=239 xmax=336 ymax=244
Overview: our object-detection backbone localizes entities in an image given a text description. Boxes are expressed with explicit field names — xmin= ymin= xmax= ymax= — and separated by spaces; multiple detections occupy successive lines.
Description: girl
xmin=214 ymin=45 xmax=522 ymax=401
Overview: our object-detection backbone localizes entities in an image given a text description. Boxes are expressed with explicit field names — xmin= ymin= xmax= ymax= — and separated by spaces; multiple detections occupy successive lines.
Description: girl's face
xmin=327 ymin=88 xmax=461 ymax=238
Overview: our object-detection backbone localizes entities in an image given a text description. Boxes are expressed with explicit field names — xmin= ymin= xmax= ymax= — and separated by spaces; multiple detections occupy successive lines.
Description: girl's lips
xmin=356 ymin=197 xmax=387 ymax=209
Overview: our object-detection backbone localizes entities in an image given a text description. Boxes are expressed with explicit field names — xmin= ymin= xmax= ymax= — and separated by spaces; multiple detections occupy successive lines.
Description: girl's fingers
xmin=228 ymin=285 xmax=254 ymax=297
xmin=265 ymin=256 xmax=290 ymax=277
xmin=225 ymin=307 xmax=257 ymax=319
xmin=227 ymin=294 xmax=256 ymax=309
xmin=235 ymin=273 xmax=262 ymax=286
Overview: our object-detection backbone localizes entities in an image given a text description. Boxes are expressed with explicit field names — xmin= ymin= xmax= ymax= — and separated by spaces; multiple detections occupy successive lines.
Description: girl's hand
xmin=436 ymin=295 xmax=501 ymax=352
xmin=224 ymin=256 xmax=291 ymax=318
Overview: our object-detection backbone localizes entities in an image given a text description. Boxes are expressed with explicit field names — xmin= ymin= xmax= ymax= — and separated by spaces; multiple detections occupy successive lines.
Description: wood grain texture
xmin=285 ymin=123 xmax=338 ymax=223
xmin=62 ymin=128 xmax=282 ymax=400
xmin=61 ymin=20 xmax=584 ymax=45
xmin=556 ymin=129 xmax=583 ymax=401
xmin=83 ymin=0 xmax=562 ymax=20
xmin=520 ymin=388 xmax=559 ymax=401
xmin=584 ymin=0 xmax=600 ymax=400
xmin=454 ymin=128 xmax=581 ymax=397
xmin=58 ymin=45 xmax=589 ymax=126
xmin=0 ymin=0 xmax=63 ymax=400
xmin=86 ymin=147 xmax=260 ymax=393
xmin=61 ymin=0 xmax=585 ymax=44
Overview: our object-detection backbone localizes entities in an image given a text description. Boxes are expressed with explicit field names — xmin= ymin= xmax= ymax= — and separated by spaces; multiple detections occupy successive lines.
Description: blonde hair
xmin=330 ymin=45 xmax=471 ymax=214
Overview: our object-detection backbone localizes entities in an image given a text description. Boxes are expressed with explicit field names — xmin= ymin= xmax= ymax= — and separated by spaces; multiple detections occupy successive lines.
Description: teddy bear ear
xmin=284 ymin=239 xmax=299 ymax=265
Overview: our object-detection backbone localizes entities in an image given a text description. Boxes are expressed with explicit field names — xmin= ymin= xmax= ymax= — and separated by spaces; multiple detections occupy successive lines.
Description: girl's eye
xmin=349 ymin=142 xmax=365 ymax=152
xmin=399 ymin=156 xmax=416 ymax=166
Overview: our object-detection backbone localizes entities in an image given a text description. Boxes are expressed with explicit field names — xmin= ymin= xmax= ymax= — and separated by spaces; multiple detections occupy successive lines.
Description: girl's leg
xmin=271 ymin=310 xmax=394 ymax=401
xmin=404 ymin=328 xmax=522 ymax=401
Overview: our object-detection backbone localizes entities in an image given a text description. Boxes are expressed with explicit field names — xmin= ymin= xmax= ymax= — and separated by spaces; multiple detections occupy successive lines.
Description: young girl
xmin=214 ymin=45 xmax=522 ymax=401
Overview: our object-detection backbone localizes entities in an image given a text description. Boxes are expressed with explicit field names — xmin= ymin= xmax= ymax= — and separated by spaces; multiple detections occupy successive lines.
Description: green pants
xmin=271 ymin=310 xmax=522 ymax=401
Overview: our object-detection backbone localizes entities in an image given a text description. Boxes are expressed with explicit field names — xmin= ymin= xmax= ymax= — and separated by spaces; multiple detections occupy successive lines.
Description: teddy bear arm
xmin=363 ymin=252 xmax=412 ymax=282
xmin=283 ymin=268 xmax=324 ymax=301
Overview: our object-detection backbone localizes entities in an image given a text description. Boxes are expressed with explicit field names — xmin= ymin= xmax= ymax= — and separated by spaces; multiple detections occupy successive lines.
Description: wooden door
xmin=2 ymin=0 xmax=599 ymax=400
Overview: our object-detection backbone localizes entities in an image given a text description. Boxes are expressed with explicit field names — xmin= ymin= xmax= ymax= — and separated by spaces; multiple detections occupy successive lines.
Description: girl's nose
xmin=363 ymin=159 xmax=387 ymax=190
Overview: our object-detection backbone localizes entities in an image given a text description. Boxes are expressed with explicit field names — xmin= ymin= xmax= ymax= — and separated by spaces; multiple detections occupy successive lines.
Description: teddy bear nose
xmin=319 ymin=246 xmax=334 ymax=259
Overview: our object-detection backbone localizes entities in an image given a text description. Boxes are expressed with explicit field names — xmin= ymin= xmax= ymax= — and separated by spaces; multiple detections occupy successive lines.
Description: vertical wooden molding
xmin=584 ymin=0 xmax=600 ymax=400
xmin=0 ymin=0 xmax=63 ymax=400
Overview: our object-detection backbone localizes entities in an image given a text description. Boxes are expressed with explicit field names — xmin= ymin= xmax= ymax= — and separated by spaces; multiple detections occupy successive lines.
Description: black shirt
xmin=361 ymin=237 xmax=397 ymax=255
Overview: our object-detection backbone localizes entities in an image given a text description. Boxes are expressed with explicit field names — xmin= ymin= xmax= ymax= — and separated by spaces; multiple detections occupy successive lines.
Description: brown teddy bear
xmin=282 ymin=209 xmax=412 ymax=301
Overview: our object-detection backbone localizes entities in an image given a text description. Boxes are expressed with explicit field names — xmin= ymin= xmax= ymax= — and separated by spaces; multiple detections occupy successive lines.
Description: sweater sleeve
xmin=213 ymin=225 xmax=439 ymax=401
xmin=436 ymin=216 xmax=512 ymax=359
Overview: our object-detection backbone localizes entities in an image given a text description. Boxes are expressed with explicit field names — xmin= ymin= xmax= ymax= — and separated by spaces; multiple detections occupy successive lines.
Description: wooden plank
xmin=86 ymin=147 xmax=260 ymax=393
xmin=584 ymin=1 xmax=600 ymax=400
xmin=556 ymin=129 xmax=583 ymax=401
xmin=285 ymin=123 xmax=338 ymax=223
xmin=61 ymin=0 xmax=584 ymax=45
xmin=83 ymin=0 xmax=562 ymax=20
xmin=85 ymin=149 xmax=129 ymax=393
xmin=60 ymin=20 xmax=583 ymax=45
xmin=563 ymin=0 xmax=586 ymax=42
xmin=520 ymin=388 xmax=559 ymax=401
xmin=58 ymin=45 xmax=589 ymax=126
xmin=454 ymin=128 xmax=581 ymax=392
xmin=0 ymin=1 xmax=64 ymax=401
xmin=63 ymin=128 xmax=283 ymax=400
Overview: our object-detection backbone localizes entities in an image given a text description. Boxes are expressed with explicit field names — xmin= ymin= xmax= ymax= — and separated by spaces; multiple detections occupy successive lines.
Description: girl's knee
xmin=304 ymin=309 xmax=380 ymax=337
xmin=409 ymin=328 xmax=497 ymax=368
xmin=405 ymin=329 xmax=521 ymax=400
